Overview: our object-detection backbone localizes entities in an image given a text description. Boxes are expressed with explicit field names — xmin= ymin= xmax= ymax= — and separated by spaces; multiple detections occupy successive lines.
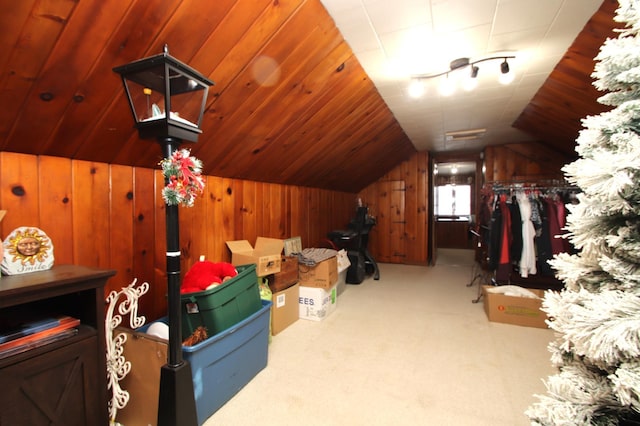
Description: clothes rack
xmin=477 ymin=179 xmax=579 ymax=292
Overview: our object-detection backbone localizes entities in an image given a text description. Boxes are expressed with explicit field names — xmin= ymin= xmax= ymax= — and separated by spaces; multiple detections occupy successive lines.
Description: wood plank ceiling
xmin=513 ymin=0 xmax=619 ymax=159
xmin=0 ymin=0 xmax=620 ymax=193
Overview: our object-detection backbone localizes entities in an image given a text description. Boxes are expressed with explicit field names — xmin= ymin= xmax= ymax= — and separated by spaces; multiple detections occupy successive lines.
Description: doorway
xmin=428 ymin=153 xmax=483 ymax=265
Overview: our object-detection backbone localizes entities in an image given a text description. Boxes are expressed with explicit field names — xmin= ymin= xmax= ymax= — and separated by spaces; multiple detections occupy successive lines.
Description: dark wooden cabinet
xmin=0 ymin=265 xmax=115 ymax=426
xmin=436 ymin=218 xmax=473 ymax=249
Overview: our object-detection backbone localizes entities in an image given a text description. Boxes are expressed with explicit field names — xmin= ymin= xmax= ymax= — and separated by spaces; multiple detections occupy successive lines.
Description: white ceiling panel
xmin=320 ymin=0 xmax=604 ymax=152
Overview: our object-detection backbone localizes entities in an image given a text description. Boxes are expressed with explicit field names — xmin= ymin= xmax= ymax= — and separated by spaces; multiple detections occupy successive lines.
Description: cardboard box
xmin=271 ymin=283 xmax=299 ymax=335
xmin=482 ymin=285 xmax=548 ymax=329
xmin=298 ymin=256 xmax=338 ymax=289
xmin=299 ymin=284 xmax=337 ymax=321
xmin=268 ymin=255 xmax=299 ymax=293
xmin=226 ymin=237 xmax=283 ymax=276
xmin=115 ymin=327 xmax=167 ymax=426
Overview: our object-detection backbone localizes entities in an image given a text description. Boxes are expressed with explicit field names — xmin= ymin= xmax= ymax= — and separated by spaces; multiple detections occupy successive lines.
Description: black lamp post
xmin=114 ymin=45 xmax=213 ymax=426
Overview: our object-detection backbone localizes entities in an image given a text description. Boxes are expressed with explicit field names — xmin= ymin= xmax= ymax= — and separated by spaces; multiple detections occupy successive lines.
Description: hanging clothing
xmin=517 ymin=191 xmax=537 ymax=278
xmin=509 ymin=196 xmax=522 ymax=264
xmin=544 ymin=197 xmax=565 ymax=255
xmin=554 ymin=196 xmax=571 ymax=253
xmin=496 ymin=194 xmax=512 ymax=282
xmin=488 ymin=196 xmax=502 ymax=271
xmin=536 ymin=198 xmax=555 ymax=275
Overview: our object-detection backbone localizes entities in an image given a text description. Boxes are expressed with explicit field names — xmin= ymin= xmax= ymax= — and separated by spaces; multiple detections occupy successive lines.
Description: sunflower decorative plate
xmin=2 ymin=227 xmax=54 ymax=275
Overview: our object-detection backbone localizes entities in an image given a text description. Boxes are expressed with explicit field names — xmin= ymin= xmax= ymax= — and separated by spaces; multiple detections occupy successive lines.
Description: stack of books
xmin=0 ymin=316 xmax=80 ymax=359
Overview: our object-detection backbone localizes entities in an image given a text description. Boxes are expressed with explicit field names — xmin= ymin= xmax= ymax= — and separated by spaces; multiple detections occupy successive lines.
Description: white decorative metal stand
xmin=105 ymin=278 xmax=150 ymax=425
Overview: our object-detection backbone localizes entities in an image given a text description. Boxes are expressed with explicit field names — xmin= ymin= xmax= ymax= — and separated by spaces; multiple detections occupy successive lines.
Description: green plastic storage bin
xmin=181 ymin=264 xmax=261 ymax=338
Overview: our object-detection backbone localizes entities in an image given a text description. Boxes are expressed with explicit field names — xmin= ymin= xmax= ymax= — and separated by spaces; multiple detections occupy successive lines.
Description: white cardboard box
xmin=298 ymin=284 xmax=338 ymax=321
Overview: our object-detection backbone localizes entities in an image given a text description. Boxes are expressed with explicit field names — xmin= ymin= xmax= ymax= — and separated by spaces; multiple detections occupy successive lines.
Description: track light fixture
xmin=500 ymin=59 xmax=510 ymax=74
xmin=408 ymin=55 xmax=515 ymax=97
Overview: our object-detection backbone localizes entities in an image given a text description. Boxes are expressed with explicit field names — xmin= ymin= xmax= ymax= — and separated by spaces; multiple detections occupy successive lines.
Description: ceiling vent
xmin=445 ymin=128 xmax=486 ymax=141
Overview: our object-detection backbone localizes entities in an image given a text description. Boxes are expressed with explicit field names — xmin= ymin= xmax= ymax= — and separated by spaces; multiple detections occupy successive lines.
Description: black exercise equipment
xmin=327 ymin=206 xmax=380 ymax=283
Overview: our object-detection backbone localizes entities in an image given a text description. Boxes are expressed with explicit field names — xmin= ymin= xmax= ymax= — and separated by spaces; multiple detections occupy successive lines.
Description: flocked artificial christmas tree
xmin=526 ymin=1 xmax=640 ymax=424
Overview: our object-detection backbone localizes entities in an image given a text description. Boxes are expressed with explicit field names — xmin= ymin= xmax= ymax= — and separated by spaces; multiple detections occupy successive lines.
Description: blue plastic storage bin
xmin=142 ymin=299 xmax=271 ymax=425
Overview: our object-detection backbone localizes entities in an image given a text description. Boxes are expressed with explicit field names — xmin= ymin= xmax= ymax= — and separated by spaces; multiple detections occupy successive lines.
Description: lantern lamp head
xmin=113 ymin=45 xmax=214 ymax=143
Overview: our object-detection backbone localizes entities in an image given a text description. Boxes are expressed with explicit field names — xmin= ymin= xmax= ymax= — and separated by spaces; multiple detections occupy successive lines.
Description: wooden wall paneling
xmin=47 ymin=0 xmax=184 ymax=161
xmin=71 ymin=160 xmax=111 ymax=270
xmin=390 ymin=180 xmax=406 ymax=262
xmin=256 ymin=182 xmax=267 ymax=238
xmin=417 ymin=151 xmax=429 ymax=263
xmin=0 ymin=153 xmax=40 ymax=237
xmin=309 ymin=98 xmax=404 ymax=190
xmin=288 ymin=186 xmax=303 ymax=244
xmin=321 ymin=189 xmax=335 ymax=245
xmin=208 ymin=5 xmax=343 ymax=174
xmin=300 ymin=186 xmax=313 ymax=248
xmin=231 ymin=178 xmax=245 ymax=245
xmin=281 ymin=183 xmax=291 ymax=239
xmin=376 ymin=180 xmax=406 ymax=263
xmin=38 ymin=156 xmax=74 ymax=265
xmin=204 ymin=176 xmax=221 ymax=262
xmin=321 ymin=189 xmax=331 ymax=245
xmin=358 ymin=182 xmax=379 ymax=260
xmin=491 ymin=147 xmax=508 ymax=182
xmin=268 ymin=51 xmax=368 ymax=179
xmin=484 ymin=144 xmax=565 ymax=183
xmin=505 ymin=149 xmax=518 ymax=180
xmin=374 ymin=182 xmax=391 ymax=263
xmin=524 ymin=159 xmax=543 ymax=176
xmin=269 ymin=183 xmax=286 ymax=239
xmin=98 ymin=0 xmax=235 ymax=165
xmin=358 ymin=151 xmax=429 ymax=265
xmin=178 ymin=186 xmax=208 ymax=271
xmin=0 ymin=0 xmax=77 ymax=148
xmin=0 ymin=1 xmax=39 ymax=73
xmin=229 ymin=27 xmax=346 ymax=181
xmin=220 ymin=177 xmax=236 ymax=263
xmin=107 ymin=164 xmax=135 ymax=295
xmin=185 ymin=0 xmax=305 ymax=170
xmin=132 ymin=166 xmax=157 ymax=320
xmin=484 ymin=146 xmax=495 ymax=183
xmin=296 ymin=186 xmax=308 ymax=248
xmin=316 ymin=189 xmax=329 ymax=247
xmin=304 ymin=188 xmax=317 ymax=247
xmin=0 ymin=152 xmax=361 ymax=321
xmin=326 ymin=191 xmax=340 ymax=248
xmin=333 ymin=191 xmax=354 ymax=233
xmin=6 ymin=0 xmax=128 ymax=156
xmin=241 ymin=180 xmax=257 ymax=243
xmin=404 ymin=153 xmax=419 ymax=263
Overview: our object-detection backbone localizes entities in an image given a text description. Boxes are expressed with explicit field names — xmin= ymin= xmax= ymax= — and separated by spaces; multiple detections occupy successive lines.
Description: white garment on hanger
xmin=517 ymin=191 xmax=537 ymax=277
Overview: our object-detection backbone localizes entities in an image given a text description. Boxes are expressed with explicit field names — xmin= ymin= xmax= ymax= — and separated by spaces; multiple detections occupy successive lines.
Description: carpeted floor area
xmin=204 ymin=249 xmax=556 ymax=425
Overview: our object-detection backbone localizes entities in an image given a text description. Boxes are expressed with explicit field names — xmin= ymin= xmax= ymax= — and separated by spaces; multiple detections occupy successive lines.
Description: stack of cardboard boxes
xmin=226 ymin=237 xmax=300 ymax=335
xmin=267 ymin=255 xmax=300 ymax=334
xmin=227 ymin=236 xmax=346 ymax=331
xmin=298 ymin=255 xmax=339 ymax=321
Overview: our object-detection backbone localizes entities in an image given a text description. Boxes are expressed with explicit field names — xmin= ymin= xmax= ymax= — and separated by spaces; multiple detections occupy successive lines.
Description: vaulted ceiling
xmin=0 ymin=0 xmax=619 ymax=193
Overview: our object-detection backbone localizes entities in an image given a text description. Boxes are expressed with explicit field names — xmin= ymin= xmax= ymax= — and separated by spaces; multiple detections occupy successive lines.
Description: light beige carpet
xmin=204 ymin=249 xmax=556 ymax=426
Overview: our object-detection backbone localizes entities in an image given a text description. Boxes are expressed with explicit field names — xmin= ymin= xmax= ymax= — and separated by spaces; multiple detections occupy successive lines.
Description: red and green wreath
xmin=159 ymin=149 xmax=205 ymax=207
